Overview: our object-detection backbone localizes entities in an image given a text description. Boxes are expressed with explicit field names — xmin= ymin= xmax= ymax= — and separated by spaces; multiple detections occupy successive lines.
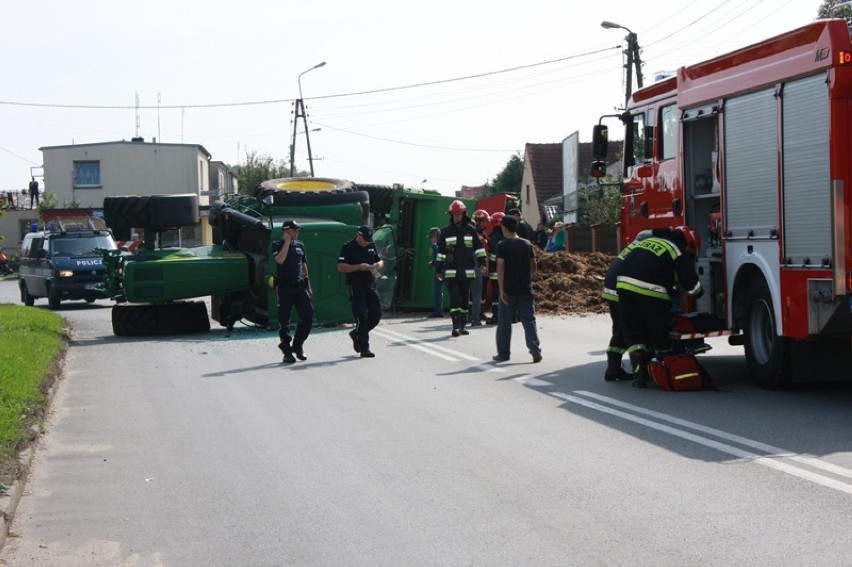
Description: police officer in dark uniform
xmin=273 ymin=219 xmax=314 ymax=364
xmin=616 ymin=225 xmax=703 ymax=388
xmin=436 ymin=200 xmax=487 ymax=337
xmin=338 ymin=225 xmax=384 ymax=358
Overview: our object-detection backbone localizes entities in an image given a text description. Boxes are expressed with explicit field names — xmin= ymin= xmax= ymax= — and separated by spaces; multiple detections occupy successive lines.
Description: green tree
xmin=488 ymin=154 xmax=524 ymax=195
xmin=819 ymin=0 xmax=852 ymax=21
xmin=229 ymin=152 xmax=306 ymax=196
xmin=578 ymin=184 xmax=622 ymax=226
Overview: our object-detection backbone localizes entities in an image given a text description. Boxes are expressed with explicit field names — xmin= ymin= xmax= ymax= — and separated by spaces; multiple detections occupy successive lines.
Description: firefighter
xmin=616 ymin=226 xmax=703 ymax=388
xmin=485 ymin=211 xmax=506 ymax=325
xmin=470 ymin=209 xmax=491 ymax=326
xmin=601 ymin=229 xmax=654 ymax=381
xmin=436 ymin=200 xmax=487 ymax=337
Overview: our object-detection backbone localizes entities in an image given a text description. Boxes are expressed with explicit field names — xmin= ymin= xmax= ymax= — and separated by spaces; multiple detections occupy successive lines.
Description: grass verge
xmin=0 ymin=304 xmax=66 ymax=492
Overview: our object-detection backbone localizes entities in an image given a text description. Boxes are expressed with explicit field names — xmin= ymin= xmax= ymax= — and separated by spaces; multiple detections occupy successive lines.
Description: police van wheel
xmin=20 ymin=282 xmax=35 ymax=307
xmin=47 ymin=286 xmax=61 ymax=310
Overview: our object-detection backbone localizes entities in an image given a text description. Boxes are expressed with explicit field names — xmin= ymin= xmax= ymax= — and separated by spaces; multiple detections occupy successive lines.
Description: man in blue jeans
xmin=493 ymin=215 xmax=542 ymax=363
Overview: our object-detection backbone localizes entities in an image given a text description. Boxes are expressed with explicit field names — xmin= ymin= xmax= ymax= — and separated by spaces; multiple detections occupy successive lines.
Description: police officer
xmin=436 ymin=200 xmax=486 ymax=337
xmin=616 ymin=226 xmax=703 ymax=388
xmin=338 ymin=225 xmax=384 ymax=358
xmin=273 ymin=219 xmax=314 ymax=364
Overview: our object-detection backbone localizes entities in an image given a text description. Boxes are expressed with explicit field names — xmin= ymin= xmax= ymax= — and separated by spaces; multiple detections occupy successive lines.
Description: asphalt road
xmin=1 ymin=279 xmax=851 ymax=566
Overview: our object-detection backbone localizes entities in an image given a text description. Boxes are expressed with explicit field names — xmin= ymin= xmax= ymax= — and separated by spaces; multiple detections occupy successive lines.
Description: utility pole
xmin=601 ymin=21 xmax=644 ymax=109
xmin=290 ymin=62 xmax=326 ymax=177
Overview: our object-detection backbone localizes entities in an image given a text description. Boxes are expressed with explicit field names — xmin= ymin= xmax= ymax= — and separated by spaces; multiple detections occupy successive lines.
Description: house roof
xmin=525 ymin=143 xmax=563 ymax=206
xmin=40 ymin=139 xmax=212 ymax=159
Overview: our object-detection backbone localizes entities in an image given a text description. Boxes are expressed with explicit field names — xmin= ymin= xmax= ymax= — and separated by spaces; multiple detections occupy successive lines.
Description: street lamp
xmin=290 ymin=61 xmax=327 ymax=177
xmin=601 ymin=20 xmax=643 ymax=109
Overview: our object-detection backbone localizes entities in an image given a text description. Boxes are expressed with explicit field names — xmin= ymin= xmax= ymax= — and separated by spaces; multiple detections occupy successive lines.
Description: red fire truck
xmin=591 ymin=19 xmax=852 ymax=389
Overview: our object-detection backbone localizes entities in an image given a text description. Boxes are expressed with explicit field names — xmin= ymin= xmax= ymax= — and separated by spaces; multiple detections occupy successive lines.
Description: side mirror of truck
xmin=592 ymin=125 xmax=609 ymax=159
xmin=590 ymin=161 xmax=608 ymax=179
xmin=635 ymin=164 xmax=654 ymax=178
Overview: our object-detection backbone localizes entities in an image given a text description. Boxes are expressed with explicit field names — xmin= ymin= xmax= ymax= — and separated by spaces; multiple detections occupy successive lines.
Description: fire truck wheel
xmin=743 ymin=279 xmax=791 ymax=389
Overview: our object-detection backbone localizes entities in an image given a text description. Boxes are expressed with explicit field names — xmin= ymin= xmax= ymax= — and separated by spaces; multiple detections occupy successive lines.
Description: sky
xmin=0 ymin=0 xmax=824 ymax=197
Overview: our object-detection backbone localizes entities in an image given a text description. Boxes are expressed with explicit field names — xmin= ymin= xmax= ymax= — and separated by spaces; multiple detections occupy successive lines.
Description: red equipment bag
xmin=648 ymin=353 xmax=716 ymax=391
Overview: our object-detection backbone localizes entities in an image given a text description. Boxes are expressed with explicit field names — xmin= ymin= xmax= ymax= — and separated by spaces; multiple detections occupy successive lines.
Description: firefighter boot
xmin=630 ymin=351 xmax=650 ymax=388
xmin=451 ymin=313 xmax=461 ymax=337
xmin=604 ymin=352 xmax=632 ymax=381
xmin=459 ymin=313 xmax=469 ymax=335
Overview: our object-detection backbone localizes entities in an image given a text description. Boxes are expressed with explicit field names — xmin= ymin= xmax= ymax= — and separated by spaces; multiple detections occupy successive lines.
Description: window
xmin=74 ymin=161 xmax=101 ymax=188
xmin=661 ymin=105 xmax=678 ymax=160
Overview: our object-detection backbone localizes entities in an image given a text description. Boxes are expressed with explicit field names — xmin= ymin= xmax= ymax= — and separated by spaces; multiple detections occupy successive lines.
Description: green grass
xmin=0 ymin=304 xmax=65 ymax=464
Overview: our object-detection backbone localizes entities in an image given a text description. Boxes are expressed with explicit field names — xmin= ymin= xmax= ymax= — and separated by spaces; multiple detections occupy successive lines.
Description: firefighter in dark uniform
xmin=273 ymin=219 xmax=314 ymax=364
xmin=338 ymin=225 xmax=384 ymax=358
xmin=485 ymin=212 xmax=506 ymax=325
xmin=436 ymin=200 xmax=487 ymax=337
xmin=616 ymin=225 xmax=703 ymax=388
xmin=601 ymin=229 xmax=654 ymax=381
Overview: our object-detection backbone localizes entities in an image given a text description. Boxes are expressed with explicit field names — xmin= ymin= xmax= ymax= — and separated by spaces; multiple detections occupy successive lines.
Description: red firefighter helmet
xmin=674 ymin=225 xmax=701 ymax=254
xmin=490 ymin=211 xmax=506 ymax=228
xmin=448 ymin=200 xmax=467 ymax=214
xmin=472 ymin=209 xmax=490 ymax=222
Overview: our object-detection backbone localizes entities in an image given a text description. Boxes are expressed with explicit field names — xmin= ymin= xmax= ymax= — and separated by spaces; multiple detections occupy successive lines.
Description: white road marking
xmin=574 ymin=391 xmax=852 ymax=481
xmin=515 ymin=376 xmax=554 ymax=387
xmin=372 ymin=328 xmax=481 ymax=362
xmin=552 ymin=391 xmax=852 ymax=495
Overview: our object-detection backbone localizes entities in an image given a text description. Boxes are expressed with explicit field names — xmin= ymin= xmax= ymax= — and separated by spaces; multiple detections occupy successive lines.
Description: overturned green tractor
xmin=100 ymin=178 xmax=383 ymax=336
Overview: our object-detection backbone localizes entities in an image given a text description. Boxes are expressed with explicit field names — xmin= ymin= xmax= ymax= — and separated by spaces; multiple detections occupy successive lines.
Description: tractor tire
xmin=112 ymin=302 xmax=210 ymax=336
xmin=354 ymin=184 xmax=396 ymax=216
xmin=257 ymin=177 xmax=354 ymax=197
xmin=147 ymin=194 xmax=199 ymax=229
xmin=264 ymin=189 xmax=369 ymax=208
xmin=103 ymin=196 xmax=151 ymax=232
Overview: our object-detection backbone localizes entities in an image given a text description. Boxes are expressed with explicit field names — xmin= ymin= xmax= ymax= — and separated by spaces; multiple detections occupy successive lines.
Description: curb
xmin=0 ymin=384 xmax=56 ymax=551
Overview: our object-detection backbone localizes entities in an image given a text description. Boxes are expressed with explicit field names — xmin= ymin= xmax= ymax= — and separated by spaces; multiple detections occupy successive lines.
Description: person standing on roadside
xmin=436 ymin=200 xmax=486 ymax=337
xmin=546 ymin=222 xmax=566 ymax=252
xmin=428 ymin=227 xmax=444 ymax=318
xmin=338 ymin=225 xmax=384 ymax=358
xmin=485 ymin=212 xmax=506 ymax=325
xmin=273 ymin=219 xmax=314 ymax=365
xmin=470 ymin=209 xmax=490 ymax=326
xmin=493 ymin=215 xmax=542 ymax=363
xmin=507 ymin=207 xmax=534 ymax=241
xmin=533 ymin=222 xmax=549 ymax=250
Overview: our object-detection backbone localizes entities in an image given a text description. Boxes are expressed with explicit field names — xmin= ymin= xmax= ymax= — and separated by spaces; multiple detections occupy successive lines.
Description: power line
xmin=0 ymin=46 xmax=619 ymax=111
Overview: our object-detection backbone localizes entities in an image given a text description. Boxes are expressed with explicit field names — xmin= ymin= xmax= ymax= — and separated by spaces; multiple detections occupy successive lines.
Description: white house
xmin=40 ymin=138 xmax=217 ymax=209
